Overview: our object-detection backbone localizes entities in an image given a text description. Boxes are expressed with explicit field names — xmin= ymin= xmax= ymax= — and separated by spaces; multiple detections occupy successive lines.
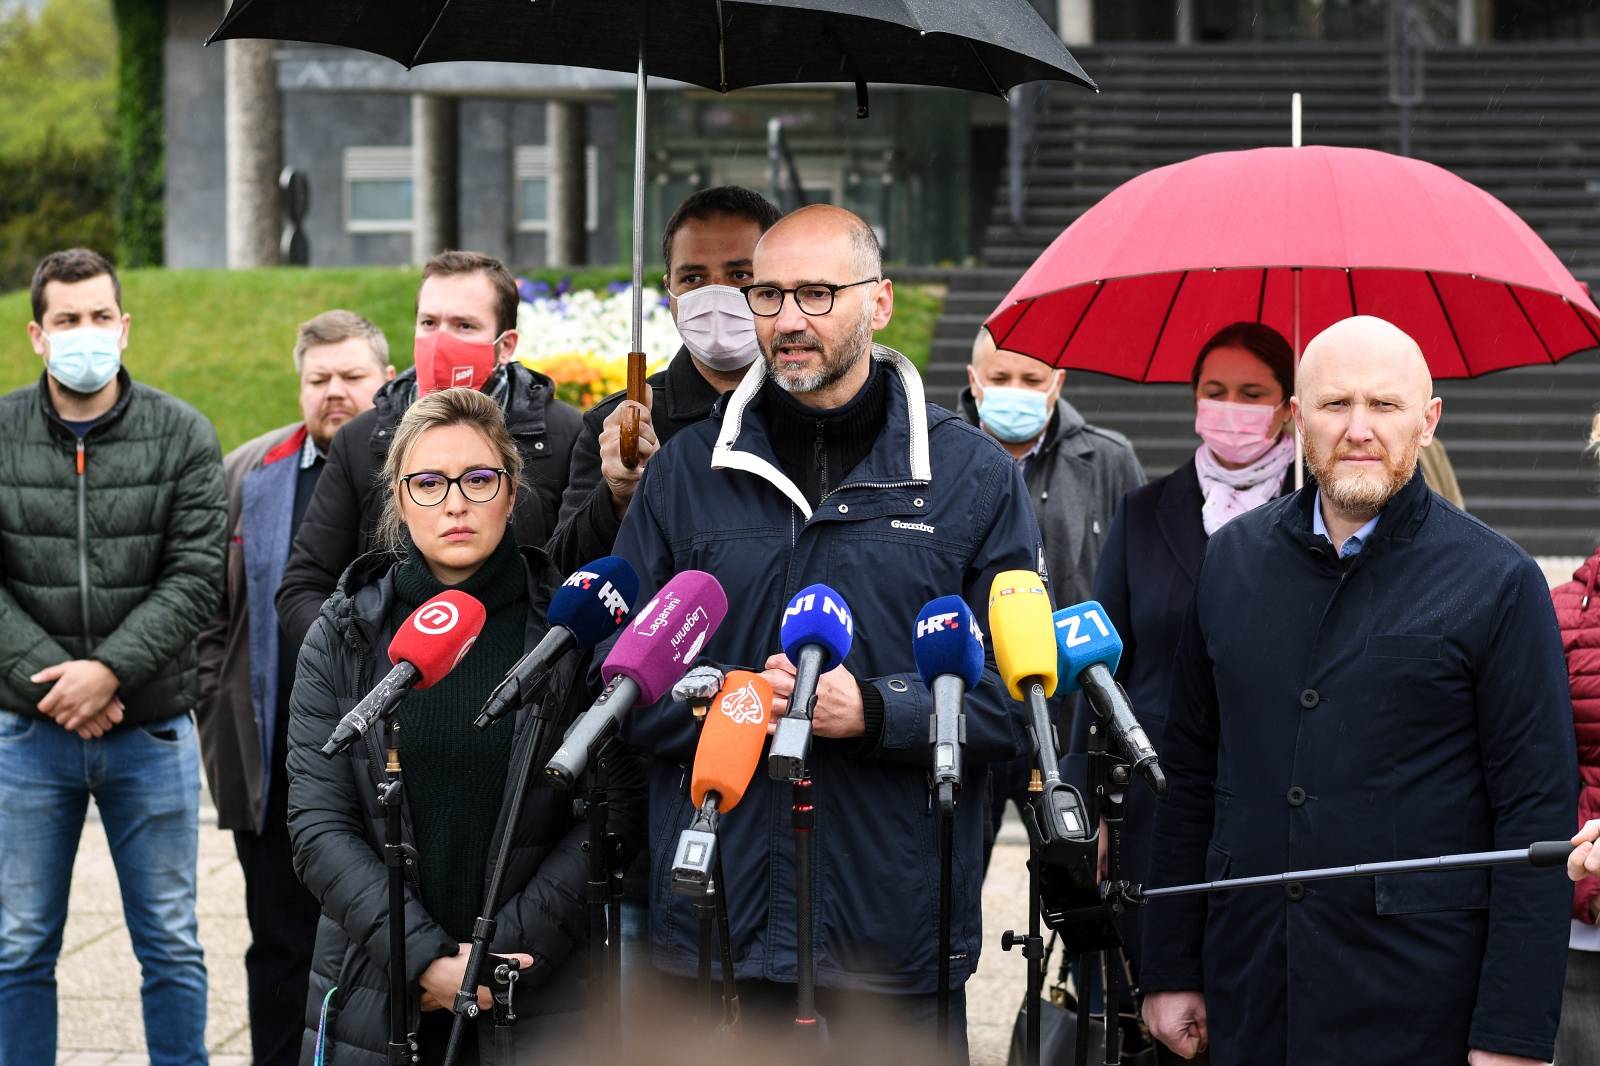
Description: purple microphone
xmin=544 ymin=570 xmax=729 ymax=788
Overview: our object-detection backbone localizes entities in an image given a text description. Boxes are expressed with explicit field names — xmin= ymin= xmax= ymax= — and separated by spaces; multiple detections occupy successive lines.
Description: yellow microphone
xmin=988 ymin=569 xmax=1058 ymax=700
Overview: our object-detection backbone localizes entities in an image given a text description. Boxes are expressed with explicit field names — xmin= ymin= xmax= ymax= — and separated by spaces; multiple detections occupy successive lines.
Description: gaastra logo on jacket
xmin=891 ymin=519 xmax=936 ymax=534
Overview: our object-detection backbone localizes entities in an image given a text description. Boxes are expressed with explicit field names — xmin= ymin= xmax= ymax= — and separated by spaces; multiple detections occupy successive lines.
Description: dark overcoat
xmin=1142 ymin=470 xmax=1577 ymax=1065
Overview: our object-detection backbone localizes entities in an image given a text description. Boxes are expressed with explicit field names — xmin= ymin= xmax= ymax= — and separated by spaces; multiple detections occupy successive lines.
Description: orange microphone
xmin=672 ymin=671 xmax=773 ymax=892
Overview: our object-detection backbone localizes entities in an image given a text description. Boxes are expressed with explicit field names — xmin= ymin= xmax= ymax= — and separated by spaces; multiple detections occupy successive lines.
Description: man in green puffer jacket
xmin=0 ymin=248 xmax=226 ymax=1066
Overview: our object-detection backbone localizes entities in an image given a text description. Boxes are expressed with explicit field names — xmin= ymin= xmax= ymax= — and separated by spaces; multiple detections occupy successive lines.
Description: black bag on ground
xmin=1006 ymin=933 xmax=1156 ymax=1066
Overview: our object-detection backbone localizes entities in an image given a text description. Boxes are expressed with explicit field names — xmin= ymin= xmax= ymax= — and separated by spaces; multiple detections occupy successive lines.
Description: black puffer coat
xmin=286 ymin=545 xmax=644 ymax=1066
xmin=0 ymin=370 xmax=225 ymax=725
xmin=276 ymin=364 xmax=584 ymax=647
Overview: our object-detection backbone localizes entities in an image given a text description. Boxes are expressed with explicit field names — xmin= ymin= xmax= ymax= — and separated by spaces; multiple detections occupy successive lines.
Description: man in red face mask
xmin=275 ymin=251 xmax=584 ymax=646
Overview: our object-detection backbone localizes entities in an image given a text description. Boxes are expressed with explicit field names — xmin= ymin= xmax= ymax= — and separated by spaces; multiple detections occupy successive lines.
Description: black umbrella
xmin=212 ymin=1 xmax=1093 ymax=463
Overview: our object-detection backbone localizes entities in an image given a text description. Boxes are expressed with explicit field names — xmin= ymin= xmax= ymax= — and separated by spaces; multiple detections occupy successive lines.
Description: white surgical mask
xmin=44 ymin=326 xmax=123 ymax=394
xmin=673 ymin=284 xmax=761 ymax=373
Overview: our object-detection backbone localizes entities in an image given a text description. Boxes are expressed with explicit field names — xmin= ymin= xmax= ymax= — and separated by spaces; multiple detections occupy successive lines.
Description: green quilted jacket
xmin=0 ymin=370 xmax=227 ymax=727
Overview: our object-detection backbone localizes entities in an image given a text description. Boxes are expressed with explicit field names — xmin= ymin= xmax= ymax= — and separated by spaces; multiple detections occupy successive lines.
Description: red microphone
xmin=321 ymin=590 xmax=486 ymax=756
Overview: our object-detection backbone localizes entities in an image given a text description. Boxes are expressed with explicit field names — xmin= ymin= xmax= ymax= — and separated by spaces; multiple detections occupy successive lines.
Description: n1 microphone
xmin=473 ymin=557 xmax=639 ymax=730
xmin=913 ymin=596 xmax=984 ymax=813
xmin=1054 ymin=600 xmax=1166 ymax=796
xmin=769 ymin=583 xmax=854 ymax=781
xmin=321 ymin=590 xmax=487 ymax=757
xmin=544 ymin=570 xmax=729 ymax=789
xmin=672 ymin=671 xmax=773 ymax=893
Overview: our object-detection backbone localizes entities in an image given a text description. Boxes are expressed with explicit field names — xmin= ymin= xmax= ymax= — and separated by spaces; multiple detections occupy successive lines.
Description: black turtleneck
xmin=760 ymin=356 xmax=889 ymax=510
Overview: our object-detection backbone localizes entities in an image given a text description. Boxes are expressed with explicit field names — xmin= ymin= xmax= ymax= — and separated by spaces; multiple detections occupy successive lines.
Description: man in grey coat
xmin=197 ymin=310 xmax=393 ymax=1066
xmin=961 ymin=327 xmax=1145 ymax=862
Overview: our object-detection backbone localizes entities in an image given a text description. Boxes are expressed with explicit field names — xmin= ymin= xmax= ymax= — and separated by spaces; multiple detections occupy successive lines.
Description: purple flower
xmin=607 ymin=280 xmax=630 ymax=295
xmin=516 ymin=277 xmax=539 ymax=303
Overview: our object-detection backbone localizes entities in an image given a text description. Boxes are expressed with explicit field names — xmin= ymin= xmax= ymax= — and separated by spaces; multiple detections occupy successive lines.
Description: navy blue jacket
xmin=1143 ymin=470 xmax=1577 ymax=1065
xmin=612 ymin=347 xmax=1042 ymax=994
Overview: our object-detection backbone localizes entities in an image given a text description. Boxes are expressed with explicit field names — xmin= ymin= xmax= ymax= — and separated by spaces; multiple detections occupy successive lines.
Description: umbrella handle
xmin=620 ymin=351 xmax=647 ymax=469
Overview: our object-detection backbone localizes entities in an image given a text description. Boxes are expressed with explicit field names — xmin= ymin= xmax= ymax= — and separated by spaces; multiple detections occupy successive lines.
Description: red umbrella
xmin=984 ymin=146 xmax=1600 ymax=382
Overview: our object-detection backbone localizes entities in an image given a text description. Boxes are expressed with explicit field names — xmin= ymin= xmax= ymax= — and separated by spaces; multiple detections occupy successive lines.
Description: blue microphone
xmin=914 ymin=596 xmax=984 ymax=811
xmin=1052 ymin=601 xmax=1165 ymax=794
xmin=769 ymin=583 xmax=854 ymax=780
xmin=473 ymin=557 xmax=641 ymax=729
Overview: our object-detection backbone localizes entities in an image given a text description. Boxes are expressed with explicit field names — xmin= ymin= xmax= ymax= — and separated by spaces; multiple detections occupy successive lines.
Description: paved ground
xmin=56 ymin=805 xmax=1035 ymax=1065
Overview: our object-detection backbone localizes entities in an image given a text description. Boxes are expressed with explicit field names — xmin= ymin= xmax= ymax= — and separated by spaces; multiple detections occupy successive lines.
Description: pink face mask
xmin=1195 ymin=397 xmax=1283 ymax=465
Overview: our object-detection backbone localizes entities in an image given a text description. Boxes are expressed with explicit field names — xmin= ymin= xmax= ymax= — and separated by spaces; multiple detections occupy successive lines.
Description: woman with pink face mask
xmin=1066 ymin=322 xmax=1295 ymax=1019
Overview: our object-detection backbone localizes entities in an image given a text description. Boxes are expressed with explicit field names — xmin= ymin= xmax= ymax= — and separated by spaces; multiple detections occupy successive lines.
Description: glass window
xmin=350 ymin=179 xmax=413 ymax=224
xmin=520 ymin=177 xmax=549 ymax=226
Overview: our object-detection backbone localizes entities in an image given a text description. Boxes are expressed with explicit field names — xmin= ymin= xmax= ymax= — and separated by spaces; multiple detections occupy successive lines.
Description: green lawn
xmin=1 ymin=267 xmax=944 ymax=453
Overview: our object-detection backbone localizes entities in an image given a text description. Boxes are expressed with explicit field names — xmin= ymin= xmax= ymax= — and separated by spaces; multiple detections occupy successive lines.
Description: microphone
xmin=913 ymin=596 xmax=984 ymax=813
xmin=1053 ymin=600 xmax=1166 ymax=796
xmin=544 ymin=570 xmax=729 ymax=788
xmin=473 ymin=557 xmax=639 ymax=730
xmin=989 ymin=570 xmax=1094 ymax=877
xmin=672 ymin=663 xmax=729 ymax=716
xmin=672 ymin=671 xmax=773 ymax=893
xmin=768 ymin=583 xmax=854 ymax=781
xmin=321 ymin=590 xmax=487 ymax=757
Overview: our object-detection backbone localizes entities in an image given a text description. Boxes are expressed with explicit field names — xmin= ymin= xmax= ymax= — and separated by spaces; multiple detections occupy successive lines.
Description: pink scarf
xmin=1194 ymin=434 xmax=1295 ymax=536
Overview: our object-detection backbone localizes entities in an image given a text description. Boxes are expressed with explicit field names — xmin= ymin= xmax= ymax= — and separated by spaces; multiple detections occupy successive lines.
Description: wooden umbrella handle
xmin=620 ymin=351 xmax=647 ymax=469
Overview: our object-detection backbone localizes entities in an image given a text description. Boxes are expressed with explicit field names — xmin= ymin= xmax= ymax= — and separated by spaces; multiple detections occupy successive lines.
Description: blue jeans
xmin=0 ymin=710 xmax=207 ymax=1066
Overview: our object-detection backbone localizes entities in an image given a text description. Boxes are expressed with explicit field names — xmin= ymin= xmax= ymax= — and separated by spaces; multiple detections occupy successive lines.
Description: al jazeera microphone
xmin=913 ymin=596 xmax=985 ymax=813
xmin=544 ymin=570 xmax=729 ymax=788
xmin=769 ymin=584 xmax=854 ymax=781
xmin=672 ymin=671 xmax=773 ymax=893
xmin=988 ymin=571 xmax=1093 ymax=856
xmin=474 ymin=556 xmax=639 ymax=729
xmin=1054 ymin=600 xmax=1166 ymax=795
xmin=321 ymin=590 xmax=486 ymax=757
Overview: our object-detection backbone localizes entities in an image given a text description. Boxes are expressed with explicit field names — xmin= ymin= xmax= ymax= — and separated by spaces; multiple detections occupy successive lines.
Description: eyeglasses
xmin=741 ymin=278 xmax=880 ymax=317
xmin=400 ymin=467 xmax=507 ymax=507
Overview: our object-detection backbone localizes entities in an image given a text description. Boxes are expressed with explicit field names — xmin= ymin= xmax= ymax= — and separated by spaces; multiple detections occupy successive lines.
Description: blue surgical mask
xmin=976 ymin=384 xmax=1050 ymax=444
xmin=44 ymin=326 xmax=123 ymax=394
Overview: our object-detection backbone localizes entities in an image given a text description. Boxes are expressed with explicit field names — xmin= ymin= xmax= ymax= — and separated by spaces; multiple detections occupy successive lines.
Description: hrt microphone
xmin=913 ymin=596 xmax=984 ymax=813
xmin=544 ymin=570 xmax=729 ymax=788
xmin=473 ymin=557 xmax=639 ymax=730
xmin=989 ymin=570 xmax=1093 ymax=875
xmin=672 ymin=671 xmax=773 ymax=893
xmin=321 ymin=590 xmax=487 ymax=757
xmin=768 ymin=583 xmax=854 ymax=781
xmin=1053 ymin=600 xmax=1166 ymax=796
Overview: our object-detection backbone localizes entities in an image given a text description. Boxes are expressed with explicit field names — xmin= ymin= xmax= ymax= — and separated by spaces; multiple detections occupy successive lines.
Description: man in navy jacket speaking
xmin=1142 ymin=315 xmax=1577 ymax=1066
xmin=613 ymin=205 xmax=1041 ymax=1058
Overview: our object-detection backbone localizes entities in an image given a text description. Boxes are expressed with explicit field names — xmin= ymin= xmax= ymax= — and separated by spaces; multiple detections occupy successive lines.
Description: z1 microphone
xmin=321 ymin=590 xmax=487 ymax=757
xmin=768 ymin=583 xmax=854 ymax=781
xmin=544 ymin=570 xmax=729 ymax=788
xmin=913 ymin=596 xmax=985 ymax=813
xmin=473 ymin=557 xmax=639 ymax=730
xmin=989 ymin=571 xmax=1093 ymax=873
xmin=672 ymin=671 xmax=773 ymax=893
xmin=1053 ymin=600 xmax=1166 ymax=796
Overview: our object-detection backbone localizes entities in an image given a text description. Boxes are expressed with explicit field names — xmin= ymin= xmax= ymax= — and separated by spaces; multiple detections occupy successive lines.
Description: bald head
xmin=1297 ymin=315 xmax=1433 ymax=406
xmin=1293 ymin=315 xmax=1442 ymax=522
xmin=757 ymin=204 xmax=881 ymax=279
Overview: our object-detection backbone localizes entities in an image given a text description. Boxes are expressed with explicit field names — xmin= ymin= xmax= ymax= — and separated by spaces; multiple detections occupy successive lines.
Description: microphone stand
xmin=379 ymin=719 xmax=419 ymax=1066
xmin=769 ymin=654 xmax=823 ymax=1042
xmin=578 ymin=740 xmax=625 ymax=1055
xmin=1081 ymin=720 xmax=1131 ymax=1066
xmin=937 ymin=783 xmax=955 ymax=1050
xmin=440 ymin=684 xmax=562 ymax=1066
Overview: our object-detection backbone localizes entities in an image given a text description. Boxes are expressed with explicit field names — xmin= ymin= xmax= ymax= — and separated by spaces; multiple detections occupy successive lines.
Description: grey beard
xmin=765 ymin=311 xmax=873 ymax=395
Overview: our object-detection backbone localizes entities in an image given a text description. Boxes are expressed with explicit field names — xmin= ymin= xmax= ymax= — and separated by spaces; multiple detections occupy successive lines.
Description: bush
xmin=0 ymin=141 xmax=117 ymax=293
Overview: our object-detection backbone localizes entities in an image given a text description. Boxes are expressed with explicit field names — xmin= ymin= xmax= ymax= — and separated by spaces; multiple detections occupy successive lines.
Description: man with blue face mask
xmin=960 ymin=326 xmax=1145 ymax=868
xmin=546 ymin=185 xmax=782 ymax=573
xmin=0 ymin=247 xmax=226 ymax=1064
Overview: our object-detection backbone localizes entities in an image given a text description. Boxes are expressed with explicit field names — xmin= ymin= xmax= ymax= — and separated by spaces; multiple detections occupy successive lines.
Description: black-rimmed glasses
xmin=401 ymin=467 xmax=507 ymax=507
xmin=741 ymin=278 xmax=880 ymax=317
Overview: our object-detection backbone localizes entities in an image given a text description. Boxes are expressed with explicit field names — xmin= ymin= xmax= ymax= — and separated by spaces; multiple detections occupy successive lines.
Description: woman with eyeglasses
xmin=283 ymin=386 xmax=643 ymax=1065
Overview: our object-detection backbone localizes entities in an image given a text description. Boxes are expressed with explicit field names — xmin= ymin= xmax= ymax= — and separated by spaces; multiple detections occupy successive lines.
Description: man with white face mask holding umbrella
xmin=546 ymin=185 xmax=782 ymax=572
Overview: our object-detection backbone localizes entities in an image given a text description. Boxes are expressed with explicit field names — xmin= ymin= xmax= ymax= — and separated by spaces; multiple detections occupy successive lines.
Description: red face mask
xmin=413 ymin=330 xmax=501 ymax=395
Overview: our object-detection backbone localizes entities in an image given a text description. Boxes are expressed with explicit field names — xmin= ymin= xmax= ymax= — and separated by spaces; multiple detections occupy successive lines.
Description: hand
xmin=1466 ymin=1051 xmax=1547 ymax=1066
xmin=1142 ymin=991 xmax=1208 ymax=1060
xmin=33 ymin=660 xmax=120 ymax=731
xmin=598 ymin=384 xmax=657 ymax=518
xmin=760 ymin=654 xmax=865 ymax=739
xmin=1570 ymin=819 xmax=1600 ymax=883
xmin=418 ymin=945 xmax=536 ymax=1012
xmin=72 ymin=697 xmax=125 ymax=740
